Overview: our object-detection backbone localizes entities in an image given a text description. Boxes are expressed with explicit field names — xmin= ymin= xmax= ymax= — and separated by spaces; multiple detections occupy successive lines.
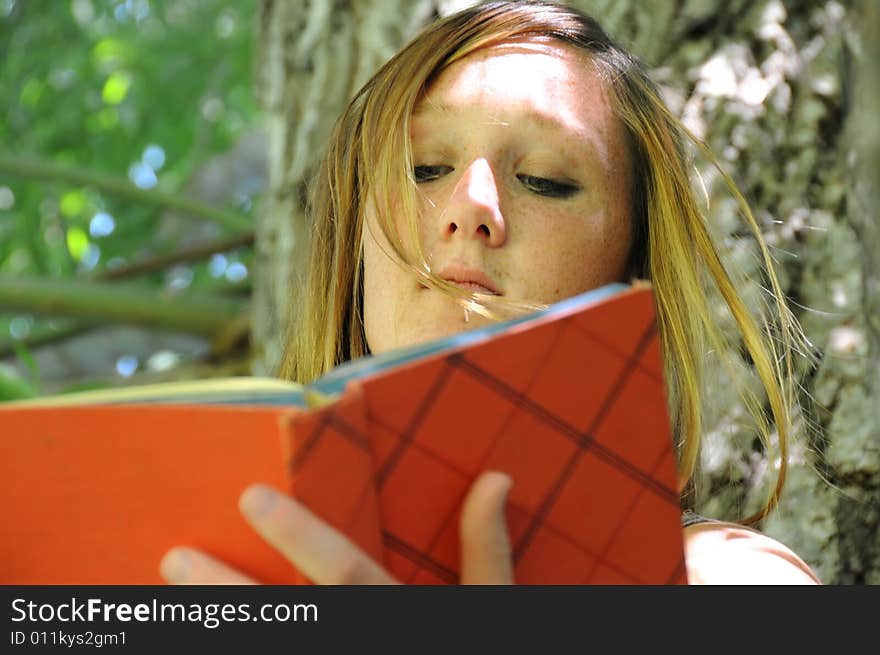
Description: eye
xmin=517 ymin=174 xmax=580 ymax=199
xmin=413 ymin=165 xmax=453 ymax=183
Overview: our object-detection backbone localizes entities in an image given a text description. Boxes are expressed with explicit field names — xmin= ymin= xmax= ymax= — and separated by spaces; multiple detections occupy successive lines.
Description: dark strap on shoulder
xmin=681 ymin=509 xmax=716 ymax=528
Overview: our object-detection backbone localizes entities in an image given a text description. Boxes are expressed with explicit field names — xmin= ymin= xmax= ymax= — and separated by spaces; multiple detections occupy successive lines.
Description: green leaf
xmin=86 ymin=107 xmax=119 ymax=133
xmin=12 ymin=340 xmax=41 ymax=390
xmin=19 ymin=77 xmax=44 ymax=107
xmin=92 ymin=38 xmax=129 ymax=71
xmin=102 ymin=70 xmax=132 ymax=105
xmin=65 ymin=226 xmax=89 ymax=261
xmin=59 ymin=189 xmax=87 ymax=218
xmin=0 ymin=363 xmax=37 ymax=401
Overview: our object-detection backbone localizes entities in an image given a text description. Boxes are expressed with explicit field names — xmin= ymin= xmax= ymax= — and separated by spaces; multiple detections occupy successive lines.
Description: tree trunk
xmin=255 ymin=0 xmax=877 ymax=583
xmin=252 ymin=0 xmax=437 ymax=374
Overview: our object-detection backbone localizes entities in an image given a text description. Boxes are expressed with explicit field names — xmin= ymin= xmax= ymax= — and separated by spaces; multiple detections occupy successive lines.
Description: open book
xmin=0 ymin=282 xmax=687 ymax=584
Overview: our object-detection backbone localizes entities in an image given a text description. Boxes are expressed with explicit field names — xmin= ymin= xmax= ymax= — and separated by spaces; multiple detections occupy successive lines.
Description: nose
xmin=441 ymin=158 xmax=507 ymax=247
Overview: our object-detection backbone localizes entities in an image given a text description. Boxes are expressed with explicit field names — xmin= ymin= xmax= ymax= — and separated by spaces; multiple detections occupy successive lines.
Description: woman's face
xmin=363 ymin=39 xmax=634 ymax=354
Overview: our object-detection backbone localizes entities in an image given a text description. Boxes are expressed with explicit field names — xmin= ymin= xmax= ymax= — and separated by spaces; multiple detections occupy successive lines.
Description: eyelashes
xmin=413 ymin=165 xmax=452 ymax=183
xmin=413 ymin=165 xmax=580 ymax=199
xmin=515 ymin=174 xmax=580 ymax=199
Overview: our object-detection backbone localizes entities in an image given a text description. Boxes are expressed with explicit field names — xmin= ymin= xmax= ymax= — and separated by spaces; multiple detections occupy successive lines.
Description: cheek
xmin=362 ymin=222 xmax=422 ymax=353
xmin=362 ymin=228 xmax=392 ymax=348
xmin=415 ymin=189 xmax=447 ymax=259
xmin=519 ymin=208 xmax=632 ymax=300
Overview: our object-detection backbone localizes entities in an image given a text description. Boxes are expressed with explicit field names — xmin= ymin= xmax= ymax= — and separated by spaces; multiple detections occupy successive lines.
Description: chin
xmin=369 ymin=296 xmax=498 ymax=354
xmin=414 ymin=312 xmax=495 ymax=347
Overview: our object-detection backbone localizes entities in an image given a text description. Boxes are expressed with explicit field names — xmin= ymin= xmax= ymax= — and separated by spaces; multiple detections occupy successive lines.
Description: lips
xmin=436 ymin=266 xmax=501 ymax=295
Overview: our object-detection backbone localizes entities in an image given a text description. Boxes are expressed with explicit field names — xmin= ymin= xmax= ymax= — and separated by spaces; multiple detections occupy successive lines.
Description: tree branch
xmin=0 ymin=153 xmax=251 ymax=232
xmin=96 ymin=232 xmax=255 ymax=280
xmin=0 ymin=276 xmax=247 ymax=337
xmin=0 ymin=321 xmax=98 ymax=359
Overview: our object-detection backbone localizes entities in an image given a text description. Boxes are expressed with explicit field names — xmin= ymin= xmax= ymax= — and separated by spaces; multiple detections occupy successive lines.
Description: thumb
xmin=459 ymin=471 xmax=514 ymax=585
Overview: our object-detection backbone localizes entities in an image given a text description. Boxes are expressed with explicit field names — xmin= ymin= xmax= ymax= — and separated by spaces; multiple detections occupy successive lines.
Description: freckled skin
xmin=363 ymin=39 xmax=634 ymax=354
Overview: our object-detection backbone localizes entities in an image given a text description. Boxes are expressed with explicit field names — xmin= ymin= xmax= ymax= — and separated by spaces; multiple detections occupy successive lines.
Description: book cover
xmin=0 ymin=282 xmax=687 ymax=584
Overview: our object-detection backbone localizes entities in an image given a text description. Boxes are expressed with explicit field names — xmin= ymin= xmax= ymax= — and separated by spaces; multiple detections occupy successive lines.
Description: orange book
xmin=0 ymin=283 xmax=687 ymax=584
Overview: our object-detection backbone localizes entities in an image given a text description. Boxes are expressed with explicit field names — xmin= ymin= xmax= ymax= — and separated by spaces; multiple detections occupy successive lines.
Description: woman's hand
xmin=159 ymin=471 xmax=514 ymax=585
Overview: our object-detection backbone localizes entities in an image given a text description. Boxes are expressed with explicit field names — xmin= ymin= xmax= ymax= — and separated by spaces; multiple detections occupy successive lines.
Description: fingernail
xmin=487 ymin=471 xmax=513 ymax=506
xmin=492 ymin=471 xmax=513 ymax=492
xmin=239 ymin=484 xmax=277 ymax=519
xmin=160 ymin=547 xmax=191 ymax=584
xmin=500 ymin=474 xmax=513 ymax=504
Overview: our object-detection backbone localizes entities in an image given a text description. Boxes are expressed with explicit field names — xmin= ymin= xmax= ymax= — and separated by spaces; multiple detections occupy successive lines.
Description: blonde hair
xmin=279 ymin=0 xmax=807 ymax=524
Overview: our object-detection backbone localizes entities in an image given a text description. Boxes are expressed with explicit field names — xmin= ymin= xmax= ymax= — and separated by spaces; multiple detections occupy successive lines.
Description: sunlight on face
xmin=363 ymin=39 xmax=633 ymax=354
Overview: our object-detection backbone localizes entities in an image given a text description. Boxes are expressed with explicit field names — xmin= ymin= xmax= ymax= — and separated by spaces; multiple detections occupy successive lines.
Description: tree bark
xmin=570 ymin=0 xmax=877 ymax=585
xmin=255 ymin=0 xmax=877 ymax=583
xmin=252 ymin=0 xmax=437 ymax=374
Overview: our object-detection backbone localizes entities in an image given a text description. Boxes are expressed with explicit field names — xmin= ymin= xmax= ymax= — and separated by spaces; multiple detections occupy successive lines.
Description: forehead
xmin=413 ymin=39 xmax=619 ymax=151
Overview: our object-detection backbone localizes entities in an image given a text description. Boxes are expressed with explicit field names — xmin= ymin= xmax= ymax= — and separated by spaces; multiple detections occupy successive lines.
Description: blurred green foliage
xmin=0 ymin=0 xmax=259 ymax=397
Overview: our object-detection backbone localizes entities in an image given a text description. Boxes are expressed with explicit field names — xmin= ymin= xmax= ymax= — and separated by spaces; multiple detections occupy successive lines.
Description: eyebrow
xmin=411 ymin=101 xmax=605 ymax=161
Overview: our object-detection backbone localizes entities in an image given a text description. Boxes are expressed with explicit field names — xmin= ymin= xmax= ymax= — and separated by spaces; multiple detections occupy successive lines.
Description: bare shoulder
xmin=683 ymin=521 xmax=822 ymax=585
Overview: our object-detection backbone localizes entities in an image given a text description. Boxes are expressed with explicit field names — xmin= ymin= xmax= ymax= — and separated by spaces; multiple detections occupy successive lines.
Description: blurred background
xmin=0 ymin=0 xmax=260 ymax=394
xmin=0 ymin=0 xmax=876 ymax=583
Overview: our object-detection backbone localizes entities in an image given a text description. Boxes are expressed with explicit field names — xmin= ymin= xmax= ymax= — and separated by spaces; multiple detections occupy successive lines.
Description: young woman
xmin=160 ymin=1 xmax=821 ymax=584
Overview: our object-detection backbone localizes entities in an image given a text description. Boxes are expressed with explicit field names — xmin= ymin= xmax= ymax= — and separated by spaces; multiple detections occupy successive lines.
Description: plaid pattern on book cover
xmin=283 ymin=286 xmax=687 ymax=584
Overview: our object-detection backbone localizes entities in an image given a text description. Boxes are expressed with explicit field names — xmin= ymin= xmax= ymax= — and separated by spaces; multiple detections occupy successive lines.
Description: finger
xmin=160 ymin=546 xmax=257 ymax=585
xmin=239 ymin=484 xmax=398 ymax=585
xmin=459 ymin=471 xmax=514 ymax=584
